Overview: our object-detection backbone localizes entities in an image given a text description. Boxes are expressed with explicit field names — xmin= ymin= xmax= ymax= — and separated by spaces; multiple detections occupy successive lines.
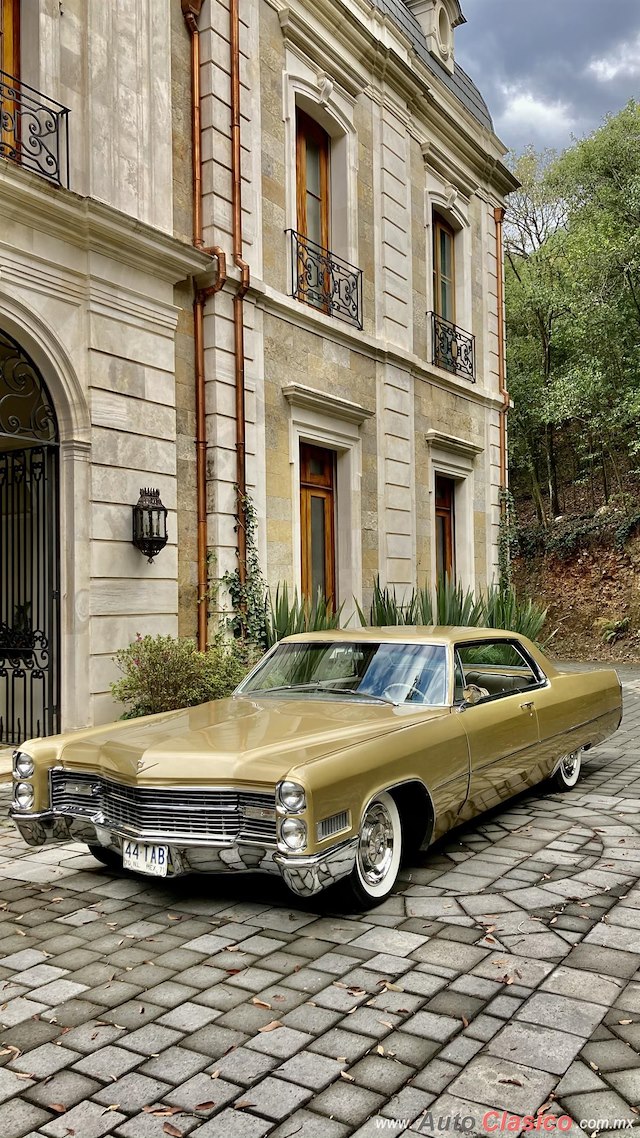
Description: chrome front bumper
xmin=10 ymin=809 xmax=358 ymax=898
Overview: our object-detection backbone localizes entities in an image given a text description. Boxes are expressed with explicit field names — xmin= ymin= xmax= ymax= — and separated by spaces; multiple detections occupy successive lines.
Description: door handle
xmin=520 ymin=701 xmax=534 ymax=711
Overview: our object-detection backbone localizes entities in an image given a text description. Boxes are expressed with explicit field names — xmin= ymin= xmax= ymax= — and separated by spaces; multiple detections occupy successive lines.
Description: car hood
xmin=57 ymin=695 xmax=448 ymax=786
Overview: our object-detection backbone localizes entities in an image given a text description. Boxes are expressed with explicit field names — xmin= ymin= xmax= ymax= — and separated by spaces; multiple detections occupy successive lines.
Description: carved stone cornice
xmin=0 ymin=162 xmax=211 ymax=284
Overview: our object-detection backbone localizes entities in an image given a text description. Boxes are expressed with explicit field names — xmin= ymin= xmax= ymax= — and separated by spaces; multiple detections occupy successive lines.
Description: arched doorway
xmin=0 ymin=329 xmax=60 ymax=744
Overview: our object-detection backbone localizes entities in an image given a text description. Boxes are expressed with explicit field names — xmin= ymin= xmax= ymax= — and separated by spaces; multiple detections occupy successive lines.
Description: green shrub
xmin=111 ymin=634 xmax=249 ymax=718
xmin=517 ymin=509 xmax=640 ymax=562
xmin=264 ymin=584 xmax=344 ymax=648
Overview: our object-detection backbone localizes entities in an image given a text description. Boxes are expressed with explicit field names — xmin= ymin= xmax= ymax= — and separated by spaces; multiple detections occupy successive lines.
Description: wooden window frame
xmin=435 ymin=474 xmax=455 ymax=580
xmin=296 ymin=108 xmax=330 ymax=253
xmin=300 ymin=442 xmax=336 ymax=609
xmin=1 ymin=0 xmax=19 ymax=78
xmin=433 ymin=213 xmax=456 ymax=324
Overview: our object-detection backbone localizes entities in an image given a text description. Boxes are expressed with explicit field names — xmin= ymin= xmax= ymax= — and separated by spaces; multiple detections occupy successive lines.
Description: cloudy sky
xmin=455 ymin=0 xmax=640 ymax=154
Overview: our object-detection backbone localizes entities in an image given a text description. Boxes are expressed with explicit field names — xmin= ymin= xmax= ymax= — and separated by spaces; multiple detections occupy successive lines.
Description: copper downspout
xmin=183 ymin=0 xmax=227 ymax=650
xmin=493 ymin=207 xmax=509 ymax=496
xmin=230 ymin=0 xmax=249 ymax=592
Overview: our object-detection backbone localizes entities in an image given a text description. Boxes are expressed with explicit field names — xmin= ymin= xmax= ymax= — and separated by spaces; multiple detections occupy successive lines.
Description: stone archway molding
xmin=0 ymin=293 xmax=90 ymax=444
xmin=0 ymin=291 xmax=92 ymax=735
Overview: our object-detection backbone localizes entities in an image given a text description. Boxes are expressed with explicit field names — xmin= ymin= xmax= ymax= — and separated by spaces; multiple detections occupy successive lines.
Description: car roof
xmin=281 ymin=627 xmax=525 ymax=646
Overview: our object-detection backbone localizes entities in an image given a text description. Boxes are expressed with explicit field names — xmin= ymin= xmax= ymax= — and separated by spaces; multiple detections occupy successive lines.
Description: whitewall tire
xmin=343 ymin=790 xmax=402 ymax=908
xmin=551 ymin=750 xmax=582 ymax=791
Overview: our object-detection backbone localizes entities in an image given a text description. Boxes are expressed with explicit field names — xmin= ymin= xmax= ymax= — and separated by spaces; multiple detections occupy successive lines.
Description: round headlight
xmin=278 ymin=781 xmax=306 ymax=813
xmin=280 ymin=817 xmax=307 ymax=851
xmin=14 ymin=783 xmax=34 ymax=811
xmin=13 ymin=752 xmax=34 ymax=779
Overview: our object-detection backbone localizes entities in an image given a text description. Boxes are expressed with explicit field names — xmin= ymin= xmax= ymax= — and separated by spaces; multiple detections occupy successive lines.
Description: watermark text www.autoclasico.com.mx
xmin=374 ymin=1112 xmax=635 ymax=1132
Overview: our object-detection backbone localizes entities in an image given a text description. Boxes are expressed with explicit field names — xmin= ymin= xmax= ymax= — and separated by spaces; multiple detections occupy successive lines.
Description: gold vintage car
xmin=10 ymin=627 xmax=622 ymax=906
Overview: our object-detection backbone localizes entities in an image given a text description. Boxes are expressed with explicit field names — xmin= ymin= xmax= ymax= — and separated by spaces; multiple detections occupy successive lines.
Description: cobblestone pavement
xmin=0 ymin=673 xmax=640 ymax=1138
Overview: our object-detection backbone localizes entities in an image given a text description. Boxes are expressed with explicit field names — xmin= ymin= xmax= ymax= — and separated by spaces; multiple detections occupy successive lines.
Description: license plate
xmin=122 ymin=841 xmax=169 ymax=877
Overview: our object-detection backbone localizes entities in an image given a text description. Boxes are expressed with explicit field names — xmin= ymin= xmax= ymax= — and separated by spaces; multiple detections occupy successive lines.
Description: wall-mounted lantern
xmin=132 ymin=488 xmax=168 ymax=563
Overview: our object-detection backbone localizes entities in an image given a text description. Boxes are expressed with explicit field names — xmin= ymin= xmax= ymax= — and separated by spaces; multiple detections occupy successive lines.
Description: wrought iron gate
xmin=0 ymin=331 xmax=60 ymax=745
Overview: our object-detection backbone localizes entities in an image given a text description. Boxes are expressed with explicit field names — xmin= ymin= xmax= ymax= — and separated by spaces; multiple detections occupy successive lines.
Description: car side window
xmin=456 ymin=640 xmax=541 ymax=700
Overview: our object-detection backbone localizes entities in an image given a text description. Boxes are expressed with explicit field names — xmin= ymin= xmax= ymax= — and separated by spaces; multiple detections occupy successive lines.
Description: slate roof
xmin=368 ymin=0 xmax=494 ymax=131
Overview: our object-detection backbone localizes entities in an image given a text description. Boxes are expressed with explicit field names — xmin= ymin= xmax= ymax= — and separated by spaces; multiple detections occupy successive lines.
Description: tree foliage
xmin=506 ymin=102 xmax=640 ymax=525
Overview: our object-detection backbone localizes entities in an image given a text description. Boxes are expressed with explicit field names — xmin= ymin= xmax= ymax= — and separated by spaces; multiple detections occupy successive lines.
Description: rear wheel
xmin=341 ymin=791 xmax=402 ymax=908
xmin=87 ymin=844 xmax=122 ymax=870
xmin=550 ymin=750 xmax=582 ymax=792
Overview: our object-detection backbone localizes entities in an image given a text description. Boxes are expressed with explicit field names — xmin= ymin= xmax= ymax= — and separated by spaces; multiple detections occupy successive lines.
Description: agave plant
xmin=361 ymin=574 xmax=548 ymax=646
xmin=434 ymin=576 xmax=485 ymax=627
xmin=357 ymin=577 xmax=418 ymax=627
xmin=264 ymin=583 xmax=344 ymax=648
xmin=482 ymin=584 xmax=548 ymax=645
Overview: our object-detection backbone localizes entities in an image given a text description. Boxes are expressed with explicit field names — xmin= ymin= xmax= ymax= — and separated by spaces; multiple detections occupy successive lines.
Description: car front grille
xmin=49 ymin=770 xmax=277 ymax=844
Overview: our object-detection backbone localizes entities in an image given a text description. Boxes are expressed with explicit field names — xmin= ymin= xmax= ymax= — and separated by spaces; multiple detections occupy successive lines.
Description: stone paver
xmin=0 ymin=667 xmax=639 ymax=1134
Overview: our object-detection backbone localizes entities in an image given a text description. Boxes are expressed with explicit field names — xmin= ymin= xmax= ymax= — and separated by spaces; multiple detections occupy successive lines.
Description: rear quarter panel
xmin=533 ymin=667 xmax=622 ymax=773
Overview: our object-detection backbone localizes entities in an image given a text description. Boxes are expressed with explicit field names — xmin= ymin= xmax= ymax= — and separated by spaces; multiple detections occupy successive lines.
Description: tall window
xmin=435 ymin=474 xmax=455 ymax=580
xmin=300 ymin=443 xmax=336 ymax=608
xmin=433 ymin=214 xmax=455 ymax=324
xmin=296 ymin=109 xmax=330 ymax=253
xmin=0 ymin=0 xmax=19 ymax=77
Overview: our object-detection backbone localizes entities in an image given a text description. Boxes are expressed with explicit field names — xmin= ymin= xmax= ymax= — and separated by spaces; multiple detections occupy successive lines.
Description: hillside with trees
xmin=505 ymin=101 xmax=640 ymax=658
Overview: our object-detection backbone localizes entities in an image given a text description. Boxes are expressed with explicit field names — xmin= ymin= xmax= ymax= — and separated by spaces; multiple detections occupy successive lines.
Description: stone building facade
xmin=0 ymin=0 xmax=515 ymax=742
xmin=200 ymin=0 xmax=517 ymax=624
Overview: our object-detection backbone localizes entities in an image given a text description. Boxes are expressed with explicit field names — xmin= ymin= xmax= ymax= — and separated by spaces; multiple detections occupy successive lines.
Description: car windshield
xmin=237 ymin=641 xmax=448 ymax=706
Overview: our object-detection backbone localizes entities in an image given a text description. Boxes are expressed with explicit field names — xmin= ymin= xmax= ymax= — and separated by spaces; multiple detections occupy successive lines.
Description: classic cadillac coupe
xmin=10 ymin=628 xmax=622 ymax=905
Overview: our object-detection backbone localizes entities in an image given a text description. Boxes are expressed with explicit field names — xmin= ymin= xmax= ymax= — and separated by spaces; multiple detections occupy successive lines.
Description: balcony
xmin=429 ymin=312 xmax=475 ymax=382
xmin=1 ymin=71 xmax=69 ymax=187
xmin=287 ymin=229 xmax=363 ymax=330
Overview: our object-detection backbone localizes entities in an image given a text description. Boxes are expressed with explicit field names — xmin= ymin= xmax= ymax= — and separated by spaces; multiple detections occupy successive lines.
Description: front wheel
xmin=550 ymin=750 xmax=582 ymax=792
xmin=87 ymin=844 xmax=122 ymax=870
xmin=341 ymin=791 xmax=402 ymax=908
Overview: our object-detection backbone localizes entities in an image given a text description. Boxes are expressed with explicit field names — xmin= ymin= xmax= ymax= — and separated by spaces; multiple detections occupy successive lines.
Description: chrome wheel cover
xmin=561 ymin=751 xmax=580 ymax=779
xmin=358 ymin=801 xmax=395 ymax=887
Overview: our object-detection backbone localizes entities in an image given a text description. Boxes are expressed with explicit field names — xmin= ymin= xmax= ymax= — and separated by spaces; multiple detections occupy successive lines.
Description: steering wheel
xmin=382 ymin=682 xmax=429 ymax=704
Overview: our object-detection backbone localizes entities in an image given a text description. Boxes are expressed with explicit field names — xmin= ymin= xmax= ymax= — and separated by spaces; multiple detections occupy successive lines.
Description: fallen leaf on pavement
xmin=340 ymin=1072 xmax=355 ymax=1081
xmin=251 ymin=998 xmax=271 ymax=1009
xmin=258 ymin=1021 xmax=283 ymax=1032
xmin=49 ymin=1104 xmax=67 ymax=1113
xmin=234 ymin=1100 xmax=255 ymax=1110
xmin=163 ymin=1125 xmax=183 ymax=1138
xmin=498 ymin=1078 xmax=522 ymax=1087
xmin=195 ymin=1101 xmax=217 ymax=1111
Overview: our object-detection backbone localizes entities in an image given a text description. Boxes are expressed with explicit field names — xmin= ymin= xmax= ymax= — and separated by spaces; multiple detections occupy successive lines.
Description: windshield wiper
xmin=247 ymin=682 xmax=395 ymax=705
xmin=314 ymin=686 xmax=396 ymax=705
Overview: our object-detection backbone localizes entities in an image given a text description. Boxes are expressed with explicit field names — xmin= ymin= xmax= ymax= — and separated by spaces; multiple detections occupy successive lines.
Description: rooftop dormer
xmin=404 ymin=0 xmax=466 ymax=75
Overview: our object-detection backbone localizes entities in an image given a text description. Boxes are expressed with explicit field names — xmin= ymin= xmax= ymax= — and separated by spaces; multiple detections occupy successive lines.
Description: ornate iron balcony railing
xmin=0 ymin=70 xmax=69 ymax=187
xmin=287 ymin=229 xmax=363 ymax=330
xmin=430 ymin=311 xmax=475 ymax=382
